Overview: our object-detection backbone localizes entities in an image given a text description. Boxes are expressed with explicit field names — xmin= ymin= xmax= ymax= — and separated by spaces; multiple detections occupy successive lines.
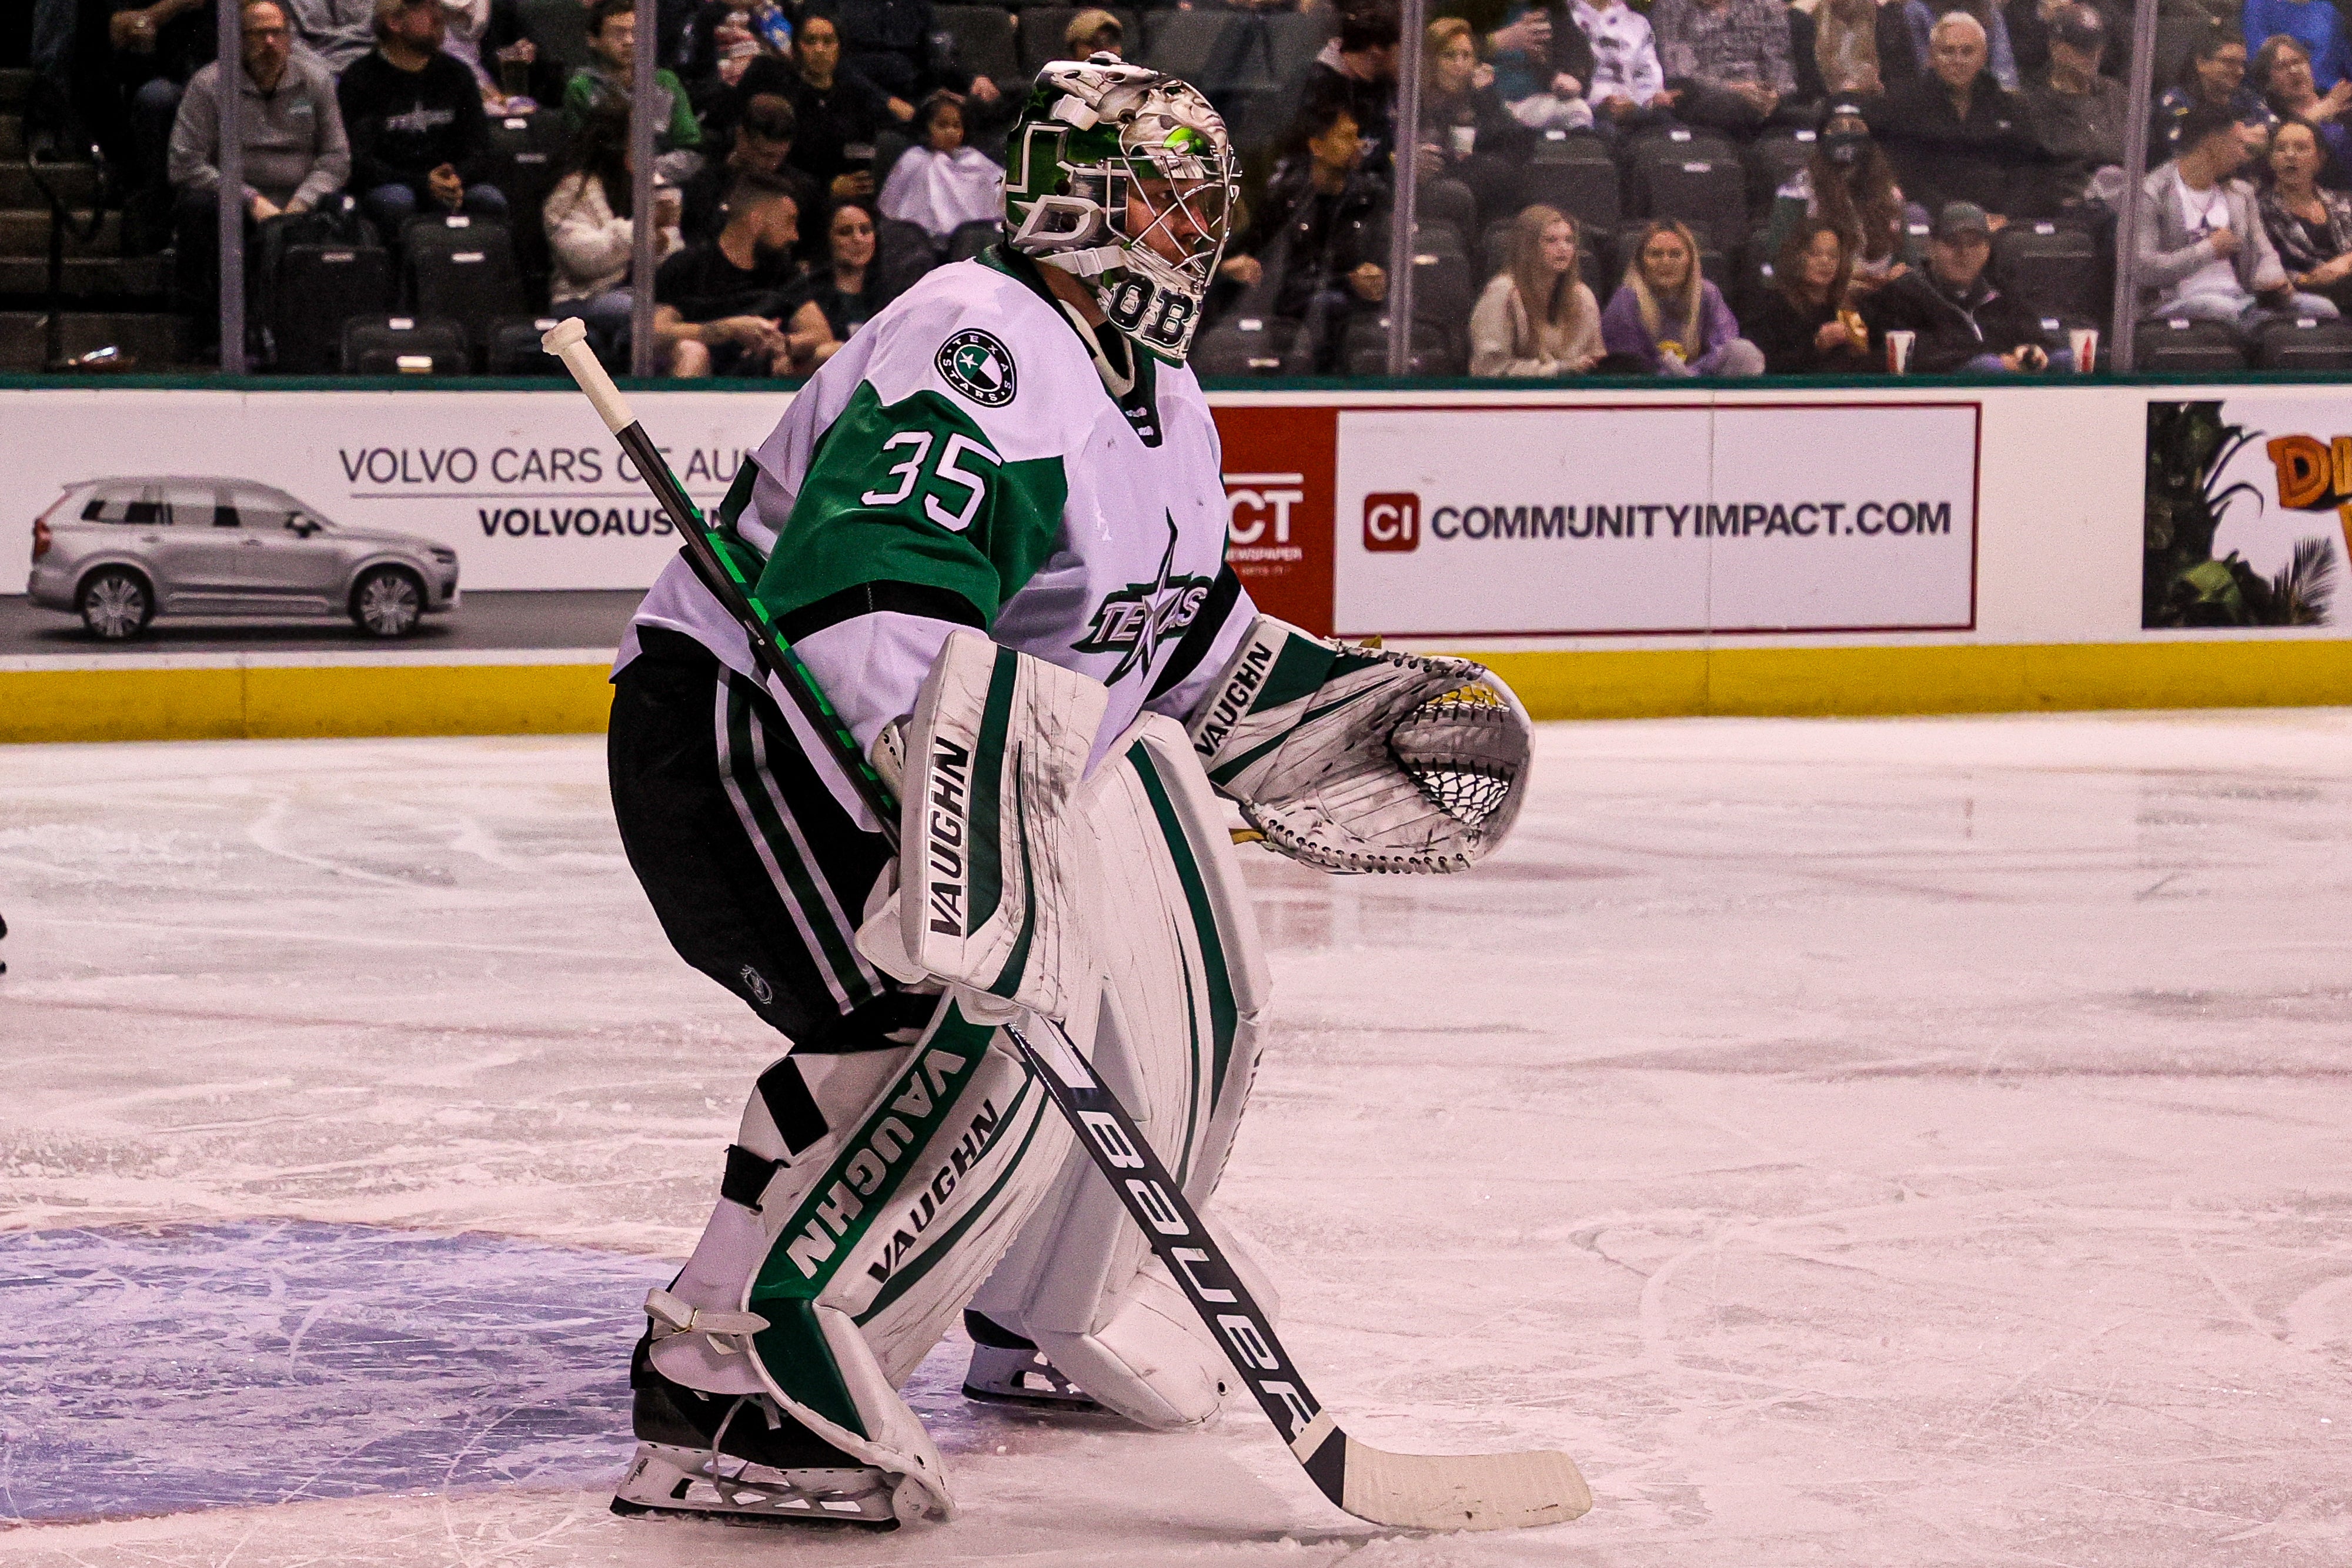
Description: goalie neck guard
xmin=1003 ymin=55 xmax=1238 ymax=364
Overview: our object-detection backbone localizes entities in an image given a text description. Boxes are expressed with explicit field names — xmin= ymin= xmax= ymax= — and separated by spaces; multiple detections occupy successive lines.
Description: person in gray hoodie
xmin=2138 ymin=101 xmax=2339 ymax=337
xmin=168 ymin=0 xmax=352 ymax=345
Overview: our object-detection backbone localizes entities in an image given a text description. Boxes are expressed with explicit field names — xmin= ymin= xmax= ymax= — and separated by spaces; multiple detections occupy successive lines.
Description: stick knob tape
xmin=540 ymin=316 xmax=635 ymax=435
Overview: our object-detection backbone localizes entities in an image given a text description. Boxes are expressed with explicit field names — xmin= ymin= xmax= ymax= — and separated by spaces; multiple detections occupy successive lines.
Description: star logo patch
xmin=936 ymin=329 xmax=1018 ymax=408
xmin=1072 ymin=513 xmax=1215 ymax=684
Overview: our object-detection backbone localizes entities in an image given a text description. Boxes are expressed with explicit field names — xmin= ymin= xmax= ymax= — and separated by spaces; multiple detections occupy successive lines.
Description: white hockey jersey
xmin=619 ymin=249 xmax=1255 ymax=815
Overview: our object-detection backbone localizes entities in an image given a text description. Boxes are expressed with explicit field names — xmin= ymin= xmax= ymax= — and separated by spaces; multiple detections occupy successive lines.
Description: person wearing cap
xmin=1762 ymin=100 xmax=1916 ymax=292
xmin=1879 ymin=11 xmax=2049 ymax=222
xmin=1064 ymin=8 xmax=1123 ymax=61
xmin=2135 ymin=101 xmax=2340 ymax=337
xmin=2023 ymin=3 xmax=2124 ymax=209
xmin=337 ymin=0 xmax=506 ymax=235
xmin=1859 ymin=200 xmax=2063 ymax=371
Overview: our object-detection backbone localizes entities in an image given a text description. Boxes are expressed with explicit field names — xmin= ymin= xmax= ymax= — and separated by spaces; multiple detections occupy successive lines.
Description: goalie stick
xmin=543 ymin=318 xmax=1592 ymax=1533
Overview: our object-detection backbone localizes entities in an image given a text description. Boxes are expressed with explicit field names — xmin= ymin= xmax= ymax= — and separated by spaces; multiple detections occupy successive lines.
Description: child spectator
xmin=1762 ymin=101 xmax=1912 ymax=294
xmin=565 ymin=0 xmax=704 ymax=184
xmin=2135 ymin=104 xmax=2339 ymax=339
xmin=1485 ymin=2 xmax=1596 ymax=131
xmin=1748 ymin=218 xmax=1876 ymax=372
xmin=338 ymin=0 xmax=505 ymax=235
xmin=2158 ymin=32 xmax=2278 ymax=160
xmin=1573 ymin=0 xmax=1674 ymax=133
xmin=544 ymin=109 xmax=683 ymax=365
xmin=1601 ymin=218 xmax=1764 ymax=373
xmin=877 ymin=93 xmax=1004 ymax=243
xmin=1861 ymin=199 xmax=2061 ymax=369
xmin=654 ymin=170 xmax=835 ymax=375
xmin=1469 ymin=205 xmax=1603 ymax=375
xmin=2257 ymin=117 xmax=2352 ymax=313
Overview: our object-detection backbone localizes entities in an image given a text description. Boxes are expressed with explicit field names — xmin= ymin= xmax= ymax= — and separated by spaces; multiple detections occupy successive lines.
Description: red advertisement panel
xmin=1211 ymin=404 xmax=1335 ymax=637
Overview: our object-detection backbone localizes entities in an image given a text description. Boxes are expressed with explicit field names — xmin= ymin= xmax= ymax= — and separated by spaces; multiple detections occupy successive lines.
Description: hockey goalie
xmin=600 ymin=56 xmax=1534 ymax=1528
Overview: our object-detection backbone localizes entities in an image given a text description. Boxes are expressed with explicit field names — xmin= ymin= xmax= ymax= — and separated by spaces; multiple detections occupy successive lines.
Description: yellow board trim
xmin=4 ymin=639 xmax=2352 ymax=745
xmin=0 ymin=662 xmax=613 ymax=744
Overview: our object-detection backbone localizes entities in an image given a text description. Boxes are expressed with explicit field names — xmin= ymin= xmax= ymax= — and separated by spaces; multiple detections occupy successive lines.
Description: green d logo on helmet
xmin=1003 ymin=56 xmax=1239 ymax=365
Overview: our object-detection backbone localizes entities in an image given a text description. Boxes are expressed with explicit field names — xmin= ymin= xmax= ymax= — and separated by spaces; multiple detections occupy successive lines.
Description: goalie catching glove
xmin=1185 ymin=617 xmax=1532 ymax=875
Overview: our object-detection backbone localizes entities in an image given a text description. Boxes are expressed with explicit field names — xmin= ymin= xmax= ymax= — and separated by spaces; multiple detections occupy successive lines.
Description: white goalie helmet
xmin=1002 ymin=55 xmax=1240 ymax=363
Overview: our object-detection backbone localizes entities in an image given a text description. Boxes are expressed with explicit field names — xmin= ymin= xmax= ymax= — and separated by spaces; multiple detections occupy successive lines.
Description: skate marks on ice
xmin=0 ymin=1220 xmax=646 ymax=1521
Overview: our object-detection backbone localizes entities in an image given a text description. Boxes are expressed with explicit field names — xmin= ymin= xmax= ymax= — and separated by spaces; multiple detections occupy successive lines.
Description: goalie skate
xmin=959 ymin=1311 xmax=1101 ymax=1412
xmin=613 ymin=1442 xmax=919 ymax=1527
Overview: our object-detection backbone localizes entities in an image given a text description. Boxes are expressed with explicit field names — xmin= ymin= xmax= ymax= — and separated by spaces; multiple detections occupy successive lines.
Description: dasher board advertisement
xmin=2144 ymin=397 xmax=2352 ymax=630
xmin=1333 ymin=403 xmax=1982 ymax=638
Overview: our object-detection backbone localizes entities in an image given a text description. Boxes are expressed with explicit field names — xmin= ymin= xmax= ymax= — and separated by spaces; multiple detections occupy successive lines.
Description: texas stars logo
xmin=1073 ymin=514 xmax=1214 ymax=684
xmin=936 ymin=329 xmax=1017 ymax=407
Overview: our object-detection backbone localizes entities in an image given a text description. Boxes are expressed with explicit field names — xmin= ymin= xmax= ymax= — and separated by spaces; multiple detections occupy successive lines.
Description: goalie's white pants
xmin=647 ymin=716 xmax=1269 ymax=1516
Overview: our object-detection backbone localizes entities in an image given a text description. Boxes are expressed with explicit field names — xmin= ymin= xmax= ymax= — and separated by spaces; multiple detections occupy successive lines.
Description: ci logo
xmin=1363 ymin=493 xmax=1419 ymax=552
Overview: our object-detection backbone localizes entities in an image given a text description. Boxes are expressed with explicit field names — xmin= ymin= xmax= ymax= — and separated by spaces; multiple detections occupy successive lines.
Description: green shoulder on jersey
xmin=750 ymin=381 xmax=1069 ymax=633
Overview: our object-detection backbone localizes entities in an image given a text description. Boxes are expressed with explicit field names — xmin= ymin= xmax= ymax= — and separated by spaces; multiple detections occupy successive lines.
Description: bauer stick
xmin=543 ymin=319 xmax=1591 ymax=1533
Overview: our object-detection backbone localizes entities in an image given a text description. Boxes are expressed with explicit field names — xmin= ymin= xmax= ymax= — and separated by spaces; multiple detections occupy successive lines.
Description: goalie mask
xmin=1004 ymin=56 xmax=1239 ymax=363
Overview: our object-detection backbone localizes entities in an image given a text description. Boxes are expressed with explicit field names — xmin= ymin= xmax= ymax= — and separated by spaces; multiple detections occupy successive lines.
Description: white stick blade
xmin=1340 ymin=1437 xmax=1592 ymax=1532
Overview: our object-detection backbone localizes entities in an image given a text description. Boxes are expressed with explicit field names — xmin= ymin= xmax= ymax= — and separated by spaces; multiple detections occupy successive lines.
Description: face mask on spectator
xmin=1823 ymin=131 xmax=1869 ymax=167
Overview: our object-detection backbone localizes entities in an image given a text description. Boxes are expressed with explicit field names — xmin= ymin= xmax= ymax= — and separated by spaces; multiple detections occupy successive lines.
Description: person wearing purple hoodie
xmin=1599 ymin=218 xmax=1765 ymax=373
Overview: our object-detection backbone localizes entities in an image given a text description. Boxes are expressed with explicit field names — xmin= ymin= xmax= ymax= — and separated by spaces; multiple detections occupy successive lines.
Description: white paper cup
xmin=1885 ymin=329 xmax=1915 ymax=375
xmin=2067 ymin=327 xmax=2098 ymax=373
xmin=1450 ymin=125 xmax=1476 ymax=159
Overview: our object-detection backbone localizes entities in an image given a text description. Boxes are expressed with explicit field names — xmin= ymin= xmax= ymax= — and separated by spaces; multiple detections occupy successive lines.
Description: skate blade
xmin=963 ymin=1343 xmax=1102 ymax=1412
xmin=960 ymin=1380 xmax=1105 ymax=1413
xmin=613 ymin=1442 xmax=906 ymax=1529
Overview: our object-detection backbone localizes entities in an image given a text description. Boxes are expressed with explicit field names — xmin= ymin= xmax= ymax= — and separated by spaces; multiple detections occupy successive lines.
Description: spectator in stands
xmin=285 ymin=0 xmax=375 ymax=73
xmin=807 ymin=198 xmax=883 ymax=340
xmin=2006 ymin=0 xmax=2126 ymax=84
xmin=1065 ymin=9 xmax=1124 ymax=61
xmin=1483 ymin=2 xmax=1595 ymax=131
xmin=741 ymin=15 xmax=908 ymax=203
xmin=2259 ymin=117 xmax=2352 ymax=312
xmin=1860 ymin=199 xmax=2059 ymax=369
xmin=2158 ymin=31 xmax=2277 ymax=161
xmin=1419 ymin=19 xmax=1532 ymax=226
xmin=878 ymin=92 xmax=1003 ymax=242
xmin=566 ymin=0 xmax=704 ymax=183
xmin=108 ymin=0 xmax=220 ymax=200
xmin=339 ymin=0 xmax=506 ymax=236
xmin=437 ymin=0 xmax=529 ymax=113
xmin=1900 ymin=0 xmax=2017 ymax=91
xmin=2136 ymin=103 xmax=2339 ymax=336
xmin=1811 ymin=0 xmax=1884 ymax=95
xmin=1763 ymin=101 xmax=1913 ymax=293
xmin=1219 ymin=101 xmax=1388 ymax=374
xmin=803 ymin=0 xmax=998 ymax=112
xmin=2255 ymin=35 xmax=2352 ymax=175
xmin=1573 ymin=0 xmax=1675 ymax=133
xmin=1297 ymin=0 xmax=1403 ymax=171
xmin=679 ymin=0 xmax=794 ymax=102
xmin=168 ymin=0 xmax=350 ymax=348
xmin=545 ymin=109 xmax=683 ymax=365
xmin=2023 ymin=4 xmax=2122 ymax=209
xmin=2244 ymin=0 xmax=2352 ymax=93
xmin=681 ymin=92 xmax=821 ymax=244
xmin=1750 ymin=218 xmax=1876 ymax=371
xmin=1600 ymin=218 xmax=1765 ymax=373
xmin=1469 ymin=204 xmax=1602 ymax=375
xmin=1879 ymin=11 xmax=2045 ymax=221
xmin=1648 ymin=0 xmax=1799 ymax=136
xmin=654 ymin=169 xmax=836 ymax=375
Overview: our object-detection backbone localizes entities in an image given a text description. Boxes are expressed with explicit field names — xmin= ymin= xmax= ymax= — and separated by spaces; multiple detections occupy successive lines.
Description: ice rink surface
xmin=4 ymin=711 xmax=2350 ymax=1567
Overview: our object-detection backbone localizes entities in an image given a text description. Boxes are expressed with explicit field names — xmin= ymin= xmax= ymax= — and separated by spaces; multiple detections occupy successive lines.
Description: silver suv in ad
xmin=28 ymin=477 xmax=460 ymax=640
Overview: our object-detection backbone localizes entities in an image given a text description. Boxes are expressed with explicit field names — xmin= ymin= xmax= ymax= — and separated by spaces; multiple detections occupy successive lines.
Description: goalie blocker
xmin=1187 ymin=617 xmax=1534 ymax=875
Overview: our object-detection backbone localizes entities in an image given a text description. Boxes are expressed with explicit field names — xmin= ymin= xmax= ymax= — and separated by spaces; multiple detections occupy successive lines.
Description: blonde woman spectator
xmin=1600 ymin=218 xmax=1764 ymax=374
xmin=1471 ymin=205 xmax=1603 ymax=375
xmin=544 ymin=111 xmax=683 ymax=365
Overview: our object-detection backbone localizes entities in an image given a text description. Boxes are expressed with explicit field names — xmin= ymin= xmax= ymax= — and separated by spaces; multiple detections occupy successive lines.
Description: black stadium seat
xmin=2134 ymin=316 xmax=2246 ymax=373
xmin=946 ymin=218 xmax=1001 ymax=262
xmin=405 ymin=215 xmax=526 ymax=361
xmin=483 ymin=112 xmax=563 ymax=297
xmin=1191 ymin=313 xmax=1302 ymax=376
xmin=1630 ymin=152 xmax=1746 ymax=246
xmin=2256 ymin=314 xmax=2352 ymax=371
xmin=1342 ymin=312 xmax=1456 ymax=377
xmin=342 ymin=316 xmax=471 ymax=375
xmin=934 ymin=5 xmax=1021 ymax=86
xmin=873 ymin=218 xmax=942 ymax=300
xmin=486 ymin=315 xmax=567 ymax=376
xmin=269 ymin=242 xmax=390 ymax=373
xmin=1994 ymin=221 xmax=2101 ymax=321
xmin=1520 ymin=132 xmax=1619 ymax=233
xmin=1743 ymin=131 xmax=1816 ymax=211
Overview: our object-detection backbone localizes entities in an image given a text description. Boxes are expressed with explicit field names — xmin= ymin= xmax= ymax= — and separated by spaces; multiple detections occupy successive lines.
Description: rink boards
xmin=5 ymin=378 xmax=2351 ymax=743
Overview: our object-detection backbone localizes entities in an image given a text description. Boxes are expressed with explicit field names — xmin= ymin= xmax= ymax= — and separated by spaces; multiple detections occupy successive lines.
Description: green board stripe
xmin=750 ymin=1298 xmax=867 ymax=1438
xmin=1255 ymin=637 xmax=1340 ymax=714
xmin=853 ymin=1076 xmax=1045 ymax=1326
xmin=988 ymin=765 xmax=1038 ymax=997
xmin=1207 ymin=727 xmax=1288 ymax=789
xmin=966 ymin=646 xmax=1018 ymax=934
xmin=725 ymin=688 xmax=877 ymax=1009
xmin=1128 ymin=743 xmax=1238 ymax=1116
